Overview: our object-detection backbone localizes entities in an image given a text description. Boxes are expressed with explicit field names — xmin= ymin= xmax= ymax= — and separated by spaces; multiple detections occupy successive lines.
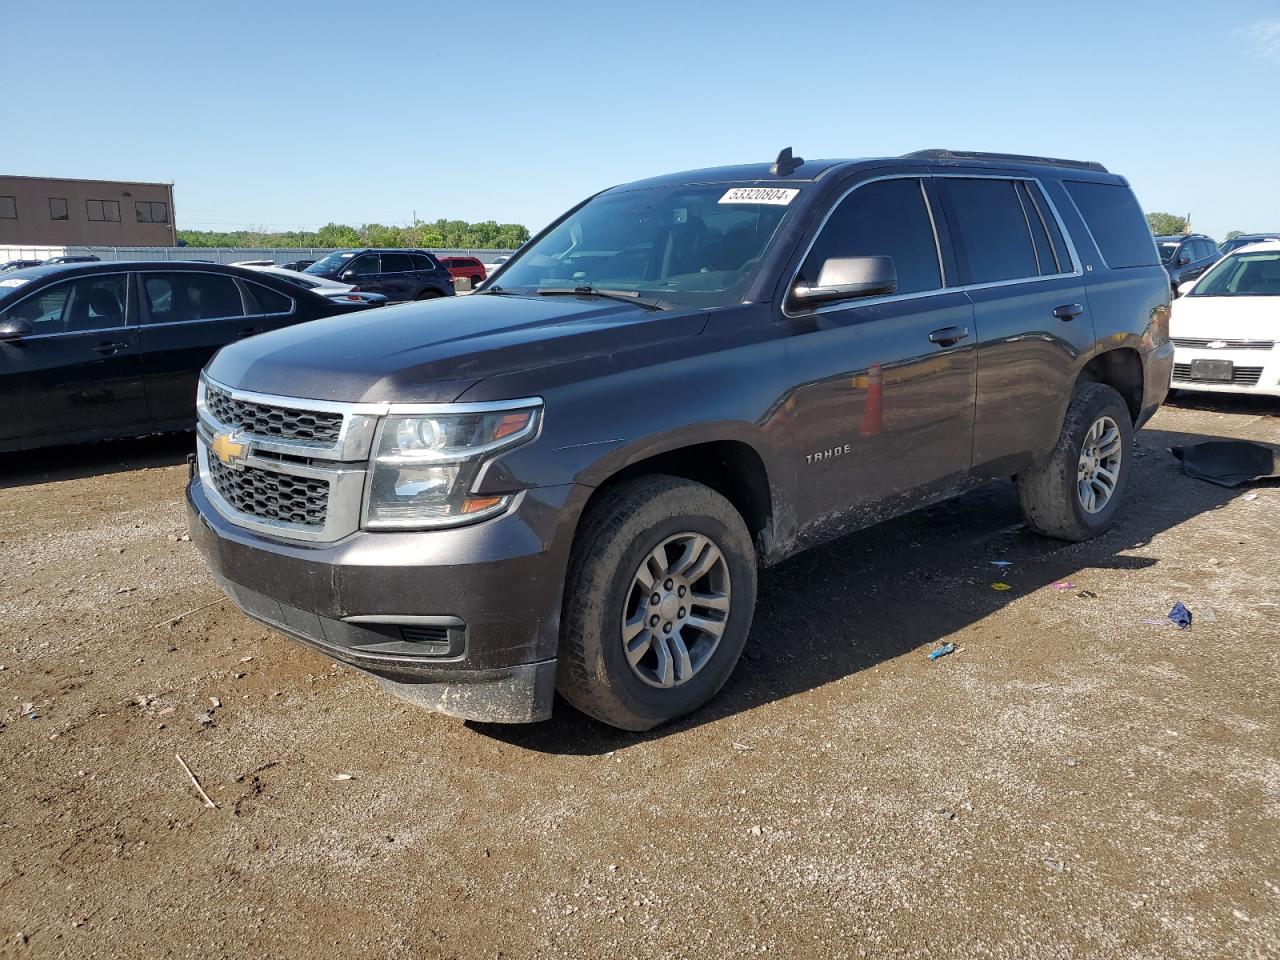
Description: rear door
xmin=784 ymin=174 xmax=978 ymax=530
xmin=936 ymin=174 xmax=1092 ymax=476
xmin=0 ymin=272 xmax=148 ymax=444
xmin=137 ymin=270 xmax=261 ymax=423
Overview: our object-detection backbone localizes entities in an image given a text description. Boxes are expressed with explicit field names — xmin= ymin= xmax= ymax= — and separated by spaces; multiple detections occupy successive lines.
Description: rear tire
xmin=558 ymin=475 xmax=757 ymax=731
xmin=1017 ymin=383 xmax=1133 ymax=541
xmin=416 ymin=289 xmax=442 ymax=300
xmin=470 ymin=275 xmax=484 ymax=287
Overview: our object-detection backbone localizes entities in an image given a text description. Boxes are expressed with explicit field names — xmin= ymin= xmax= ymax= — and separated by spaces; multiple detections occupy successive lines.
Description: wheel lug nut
xmin=649 ymin=614 xmax=659 ymax=627
xmin=651 ymin=593 xmax=661 ymax=605
xmin=663 ymin=622 xmax=672 ymax=633
xmin=678 ymin=607 xmax=686 ymax=618
xmin=677 ymin=585 xmax=686 ymax=597
xmin=664 ymin=579 xmax=673 ymax=591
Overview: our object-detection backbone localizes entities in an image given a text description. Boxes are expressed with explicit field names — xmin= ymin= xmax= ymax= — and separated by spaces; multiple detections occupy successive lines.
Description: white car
xmin=238 ymin=264 xmax=387 ymax=307
xmin=1170 ymin=240 xmax=1280 ymax=397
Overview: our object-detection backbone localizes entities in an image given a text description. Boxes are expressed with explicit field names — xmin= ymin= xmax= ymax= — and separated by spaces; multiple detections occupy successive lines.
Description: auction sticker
xmin=0 ymin=278 xmax=29 ymax=288
xmin=719 ymin=187 xmax=799 ymax=205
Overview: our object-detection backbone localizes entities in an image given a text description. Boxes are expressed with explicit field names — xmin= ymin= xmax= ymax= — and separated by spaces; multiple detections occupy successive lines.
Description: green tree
xmin=177 ymin=219 xmax=529 ymax=250
xmin=1146 ymin=212 xmax=1188 ymax=235
xmin=1224 ymin=230 xmax=1244 ymax=242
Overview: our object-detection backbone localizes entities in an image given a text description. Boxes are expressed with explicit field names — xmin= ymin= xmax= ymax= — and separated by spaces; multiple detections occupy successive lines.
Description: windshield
xmin=1156 ymin=241 xmax=1180 ymax=264
xmin=1188 ymin=250 xmax=1280 ymax=297
xmin=305 ymin=251 xmax=357 ymax=275
xmin=492 ymin=185 xmax=795 ymax=309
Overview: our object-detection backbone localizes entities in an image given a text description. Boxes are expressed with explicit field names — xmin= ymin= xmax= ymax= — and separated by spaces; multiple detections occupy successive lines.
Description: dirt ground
xmin=1 ymin=395 xmax=1277 ymax=960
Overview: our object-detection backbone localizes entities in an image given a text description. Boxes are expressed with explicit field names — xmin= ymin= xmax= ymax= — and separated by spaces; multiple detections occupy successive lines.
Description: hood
xmin=1171 ymin=295 xmax=1280 ymax=342
xmin=206 ymin=292 xmax=709 ymax=402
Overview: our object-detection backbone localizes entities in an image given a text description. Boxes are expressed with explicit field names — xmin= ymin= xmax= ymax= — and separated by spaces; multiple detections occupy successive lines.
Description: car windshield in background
xmin=1189 ymin=251 xmax=1280 ymax=297
xmin=492 ymin=185 xmax=796 ymax=309
xmin=1156 ymin=242 xmax=1180 ymax=263
xmin=304 ymin=251 xmax=356 ymax=275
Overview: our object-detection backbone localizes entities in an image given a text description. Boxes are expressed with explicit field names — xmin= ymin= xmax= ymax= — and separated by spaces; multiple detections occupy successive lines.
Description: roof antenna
xmin=770 ymin=147 xmax=804 ymax=176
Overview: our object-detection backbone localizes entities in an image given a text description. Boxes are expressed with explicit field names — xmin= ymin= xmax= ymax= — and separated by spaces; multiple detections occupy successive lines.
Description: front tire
xmin=558 ymin=475 xmax=757 ymax=731
xmin=1017 ymin=383 xmax=1133 ymax=541
xmin=416 ymin=289 xmax=443 ymax=300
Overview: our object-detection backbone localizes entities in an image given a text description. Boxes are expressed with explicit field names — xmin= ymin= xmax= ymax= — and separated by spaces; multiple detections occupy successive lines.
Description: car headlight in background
xmin=363 ymin=400 xmax=542 ymax=529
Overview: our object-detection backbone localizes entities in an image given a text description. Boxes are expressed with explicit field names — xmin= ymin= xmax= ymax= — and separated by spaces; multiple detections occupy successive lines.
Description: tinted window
xmin=412 ymin=254 xmax=436 ymax=270
xmin=7 ymin=275 xmax=127 ymax=334
xmin=49 ymin=198 xmax=68 ymax=221
xmin=381 ymin=253 xmax=414 ymax=272
xmin=85 ymin=199 xmax=121 ymax=222
xmin=1063 ymin=181 xmax=1158 ymax=268
xmin=943 ymin=179 xmax=1039 ymax=284
xmin=1021 ymin=182 xmax=1073 ymax=274
xmin=0 ymin=197 xmax=15 ymax=218
xmin=244 ymin=281 xmax=293 ymax=315
xmin=143 ymin=273 xmax=245 ymax=323
xmin=1015 ymin=182 xmax=1057 ymax=275
xmin=347 ymin=255 xmax=379 ymax=276
xmin=799 ymin=178 xmax=941 ymax=295
xmin=1198 ymin=240 xmax=1217 ymax=261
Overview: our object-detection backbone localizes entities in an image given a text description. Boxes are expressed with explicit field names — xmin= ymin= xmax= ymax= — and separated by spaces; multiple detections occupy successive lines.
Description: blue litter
xmin=990 ymin=560 xmax=1013 ymax=567
xmin=1168 ymin=601 xmax=1192 ymax=629
xmin=928 ymin=643 xmax=956 ymax=661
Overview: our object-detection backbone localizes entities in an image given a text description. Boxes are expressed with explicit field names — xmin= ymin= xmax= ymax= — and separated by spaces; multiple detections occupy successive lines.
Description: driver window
xmin=799 ymin=178 xmax=942 ymax=295
xmin=349 ymin=255 xmax=379 ymax=276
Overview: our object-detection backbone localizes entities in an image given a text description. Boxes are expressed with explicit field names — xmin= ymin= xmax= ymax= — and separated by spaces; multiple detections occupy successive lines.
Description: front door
xmin=0 ymin=272 xmax=147 ymax=445
xmin=783 ymin=175 xmax=977 ymax=538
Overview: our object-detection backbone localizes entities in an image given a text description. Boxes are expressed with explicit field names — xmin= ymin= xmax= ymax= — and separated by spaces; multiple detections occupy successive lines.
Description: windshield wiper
xmin=536 ymin=285 xmax=666 ymax=311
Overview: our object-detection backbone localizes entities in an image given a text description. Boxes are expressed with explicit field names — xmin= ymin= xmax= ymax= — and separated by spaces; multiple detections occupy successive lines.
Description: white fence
xmin=1 ymin=245 xmax=517 ymax=264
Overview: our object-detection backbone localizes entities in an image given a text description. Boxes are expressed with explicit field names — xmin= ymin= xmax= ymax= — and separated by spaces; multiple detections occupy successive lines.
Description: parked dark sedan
xmin=0 ymin=259 xmax=43 ymax=274
xmin=0 ymin=261 xmax=378 ymax=453
xmin=303 ymin=249 xmax=454 ymax=301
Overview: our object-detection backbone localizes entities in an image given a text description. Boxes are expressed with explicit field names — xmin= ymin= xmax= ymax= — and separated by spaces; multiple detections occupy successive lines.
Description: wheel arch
xmin=575 ymin=437 xmax=776 ymax=561
xmin=1074 ymin=347 xmax=1144 ymax=425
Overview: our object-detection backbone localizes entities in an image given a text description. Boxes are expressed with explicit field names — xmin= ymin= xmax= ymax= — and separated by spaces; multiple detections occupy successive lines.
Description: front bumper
xmin=1171 ymin=345 xmax=1280 ymax=398
xmin=187 ymin=476 xmax=588 ymax=723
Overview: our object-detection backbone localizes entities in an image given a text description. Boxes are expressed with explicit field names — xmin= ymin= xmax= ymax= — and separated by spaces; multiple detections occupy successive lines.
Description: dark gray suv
xmin=189 ymin=148 xmax=1173 ymax=731
xmin=303 ymin=249 xmax=454 ymax=301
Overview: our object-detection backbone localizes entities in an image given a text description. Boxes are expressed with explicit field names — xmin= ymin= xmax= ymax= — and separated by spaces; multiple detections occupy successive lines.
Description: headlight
xmin=363 ymin=401 xmax=541 ymax=529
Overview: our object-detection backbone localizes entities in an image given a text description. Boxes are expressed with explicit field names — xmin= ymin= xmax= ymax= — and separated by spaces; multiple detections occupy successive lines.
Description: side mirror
xmin=1176 ymin=255 xmax=1190 ymax=267
xmin=1176 ymin=280 xmax=1196 ymax=298
xmin=340 ymin=270 xmax=357 ymax=282
xmin=0 ymin=317 xmax=33 ymax=342
xmin=793 ymin=256 xmax=897 ymax=306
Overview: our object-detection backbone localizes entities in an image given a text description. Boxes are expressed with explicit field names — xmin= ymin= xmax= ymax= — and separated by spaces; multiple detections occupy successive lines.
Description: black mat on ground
xmin=1170 ymin=440 xmax=1280 ymax=488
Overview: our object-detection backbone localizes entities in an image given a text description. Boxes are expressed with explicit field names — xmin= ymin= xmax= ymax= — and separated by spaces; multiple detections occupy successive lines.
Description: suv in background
xmin=1155 ymin=234 xmax=1218 ymax=291
xmin=189 ymin=148 xmax=1172 ymax=731
xmin=437 ymin=256 xmax=487 ymax=288
xmin=304 ymin=249 xmax=454 ymax=302
xmin=1219 ymin=233 xmax=1280 ymax=256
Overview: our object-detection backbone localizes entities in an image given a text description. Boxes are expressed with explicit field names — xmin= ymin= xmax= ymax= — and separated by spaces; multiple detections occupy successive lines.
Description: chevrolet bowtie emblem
xmin=210 ymin=431 xmax=249 ymax=468
xmin=1206 ymin=340 xmax=1227 ymax=349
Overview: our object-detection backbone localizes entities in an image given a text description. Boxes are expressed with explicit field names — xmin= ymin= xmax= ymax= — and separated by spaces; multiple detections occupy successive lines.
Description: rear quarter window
xmin=1063 ymin=181 xmax=1158 ymax=269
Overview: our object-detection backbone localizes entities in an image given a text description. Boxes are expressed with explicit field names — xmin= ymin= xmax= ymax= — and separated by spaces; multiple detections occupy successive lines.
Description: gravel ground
xmin=0 ymin=395 xmax=1277 ymax=960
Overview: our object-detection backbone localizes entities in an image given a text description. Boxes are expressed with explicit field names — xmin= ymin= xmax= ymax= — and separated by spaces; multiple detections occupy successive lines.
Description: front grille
xmin=400 ymin=625 xmax=450 ymax=644
xmin=205 ymin=384 xmax=343 ymax=443
xmin=1173 ymin=337 xmax=1275 ymax=351
xmin=1173 ymin=363 xmax=1264 ymax=386
xmin=208 ymin=456 xmax=329 ymax=526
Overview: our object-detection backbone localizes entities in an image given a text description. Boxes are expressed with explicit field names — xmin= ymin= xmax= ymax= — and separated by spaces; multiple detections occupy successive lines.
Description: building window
xmin=135 ymin=201 xmax=168 ymax=224
xmin=85 ymin=199 xmax=121 ymax=222
xmin=0 ymin=197 xmax=16 ymax=219
xmin=49 ymin=198 xmax=69 ymax=220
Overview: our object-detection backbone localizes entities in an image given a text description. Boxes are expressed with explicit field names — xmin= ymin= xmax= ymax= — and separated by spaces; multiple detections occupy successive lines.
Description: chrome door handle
xmin=928 ymin=326 xmax=970 ymax=347
xmin=93 ymin=341 xmax=128 ymax=355
xmin=1053 ymin=303 xmax=1084 ymax=321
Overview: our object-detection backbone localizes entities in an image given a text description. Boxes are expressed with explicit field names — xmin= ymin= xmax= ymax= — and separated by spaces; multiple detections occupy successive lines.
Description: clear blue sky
xmin=6 ymin=0 xmax=1279 ymax=239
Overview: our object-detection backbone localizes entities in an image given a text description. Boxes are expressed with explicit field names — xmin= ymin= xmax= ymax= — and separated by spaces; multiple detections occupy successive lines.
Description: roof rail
xmin=904 ymin=149 xmax=1108 ymax=173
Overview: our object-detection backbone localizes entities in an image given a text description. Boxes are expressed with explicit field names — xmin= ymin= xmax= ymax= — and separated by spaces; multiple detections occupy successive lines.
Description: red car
xmin=437 ymin=256 xmax=487 ymax=288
